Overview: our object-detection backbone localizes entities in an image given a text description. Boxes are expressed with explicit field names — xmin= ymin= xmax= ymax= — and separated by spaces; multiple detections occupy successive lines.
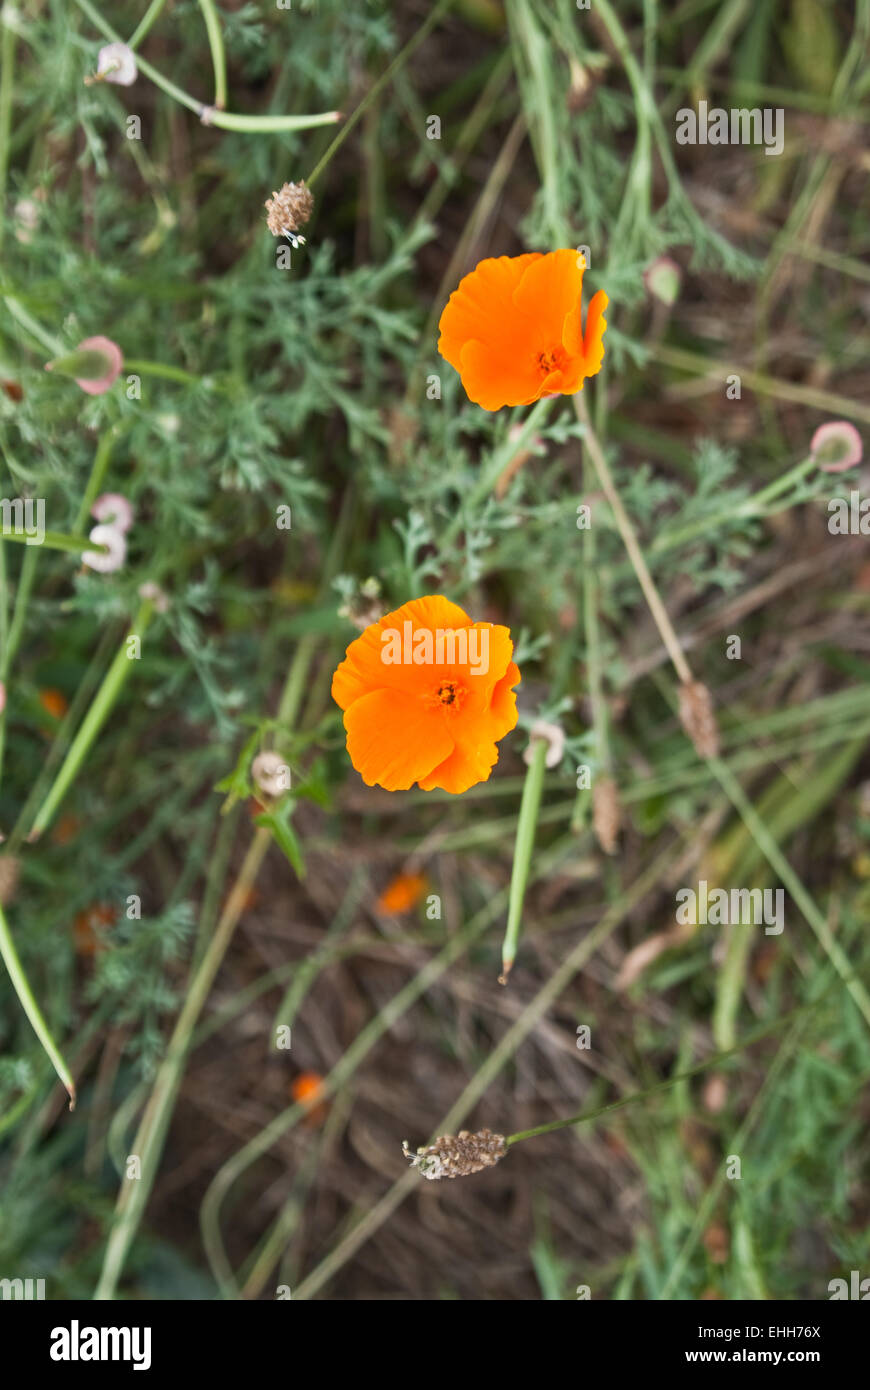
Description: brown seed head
xmin=678 ymin=680 xmax=720 ymax=759
xmin=593 ymin=775 xmax=621 ymax=854
xmin=402 ymin=1128 xmax=507 ymax=1180
xmin=0 ymin=855 xmax=20 ymax=907
xmin=265 ymin=181 xmax=314 ymax=238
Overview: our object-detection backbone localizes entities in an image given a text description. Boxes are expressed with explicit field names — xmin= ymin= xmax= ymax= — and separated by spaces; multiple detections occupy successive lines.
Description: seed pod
xmin=679 ymin=680 xmax=720 ymax=759
xmin=402 ymin=1128 xmax=507 ymax=1180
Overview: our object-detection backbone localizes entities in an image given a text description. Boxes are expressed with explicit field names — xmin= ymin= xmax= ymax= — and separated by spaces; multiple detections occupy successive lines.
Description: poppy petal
xmin=332 ymin=594 xmax=474 ymax=711
xmin=343 ymin=688 xmax=453 ymax=791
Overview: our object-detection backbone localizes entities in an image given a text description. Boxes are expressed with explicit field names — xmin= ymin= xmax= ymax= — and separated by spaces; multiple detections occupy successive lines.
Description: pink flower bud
xmin=83 ymin=524 xmax=127 ymax=573
xmin=97 ymin=43 xmax=138 ymax=86
xmin=810 ymin=420 xmax=863 ymax=473
xmin=643 ymin=256 xmax=681 ymax=307
xmin=46 ymin=338 xmax=123 ymax=395
xmin=92 ymin=493 xmax=134 ymax=533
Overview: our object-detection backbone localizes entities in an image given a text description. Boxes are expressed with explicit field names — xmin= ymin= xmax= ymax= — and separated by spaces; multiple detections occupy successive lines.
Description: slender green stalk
xmin=72 ymin=0 xmax=339 ymax=130
xmin=75 ymin=423 xmax=128 ymax=533
xmin=505 ymin=998 xmax=822 ymax=1146
xmin=0 ymin=10 xmax=16 ymax=258
xmin=127 ymin=0 xmax=170 ymax=50
xmin=0 ymin=529 xmax=103 ymax=554
xmin=94 ymin=827 xmax=271 ymax=1300
xmin=0 ymin=902 xmax=77 ymax=1107
xmin=197 ymin=0 xmax=227 ymax=110
xmin=28 ymin=600 xmax=153 ymax=840
xmin=575 ymin=393 xmax=693 ymax=684
xmin=499 ymin=735 xmax=547 ymax=983
xmin=442 ymin=396 xmax=554 ymax=547
xmin=3 ymin=295 xmax=65 ymax=356
xmin=652 ymin=453 xmax=818 ymax=555
xmin=123 ymin=357 xmax=201 ymax=384
xmin=306 ymin=0 xmax=457 ymax=186
xmin=0 ymin=542 xmax=38 ymax=789
xmin=709 ymin=755 xmax=870 ymax=1032
xmin=652 ymin=343 xmax=870 ymax=426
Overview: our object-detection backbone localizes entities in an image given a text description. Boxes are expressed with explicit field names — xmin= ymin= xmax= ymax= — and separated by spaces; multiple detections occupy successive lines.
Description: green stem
xmin=2 ymin=295 xmax=65 ymax=356
xmin=0 ymin=542 xmax=38 ymax=789
xmin=0 ymin=529 xmax=103 ymax=555
xmin=709 ymin=755 xmax=870 ymax=1032
xmin=575 ymin=392 xmax=693 ymax=684
xmin=0 ymin=901 xmax=77 ymax=1107
xmin=306 ymin=0 xmax=457 ymax=186
xmin=0 ymin=10 xmax=16 ymax=258
xmin=72 ymin=0 xmax=338 ymax=130
xmin=75 ymin=423 xmax=127 ymax=533
xmin=652 ymin=454 xmax=816 ymax=555
xmin=505 ymin=997 xmax=821 ymax=1147
xmin=500 ymin=735 xmax=547 ymax=983
xmin=197 ymin=0 xmax=227 ymax=110
xmin=652 ymin=342 xmax=870 ymax=427
xmin=122 ymin=357 xmax=201 ymax=384
xmin=28 ymin=600 xmax=153 ymax=840
xmin=128 ymin=0 xmax=170 ymax=50
xmin=442 ymin=397 xmax=554 ymax=548
xmin=94 ymin=828 xmax=271 ymax=1300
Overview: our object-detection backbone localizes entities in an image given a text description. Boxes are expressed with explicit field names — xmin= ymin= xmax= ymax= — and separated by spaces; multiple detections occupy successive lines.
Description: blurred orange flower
xmin=377 ymin=871 xmax=427 ymax=915
xmin=438 ymin=249 xmax=608 ymax=411
xmin=291 ymin=1071 xmax=327 ymax=1126
xmin=39 ymin=688 xmax=69 ymax=720
xmin=73 ymin=903 xmax=116 ymax=956
xmin=291 ymin=1071 xmax=324 ymax=1105
xmin=331 ymin=595 xmax=520 ymax=794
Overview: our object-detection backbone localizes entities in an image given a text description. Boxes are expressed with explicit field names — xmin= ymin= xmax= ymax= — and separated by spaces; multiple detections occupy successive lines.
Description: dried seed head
xmin=251 ymin=750 xmax=292 ymax=800
xmin=524 ymin=718 xmax=565 ymax=769
xmin=678 ymin=680 xmax=720 ymax=759
xmin=402 ymin=1128 xmax=507 ymax=1181
xmin=592 ymin=774 xmax=621 ymax=854
xmin=265 ymin=181 xmax=314 ymax=245
xmin=0 ymin=855 xmax=20 ymax=907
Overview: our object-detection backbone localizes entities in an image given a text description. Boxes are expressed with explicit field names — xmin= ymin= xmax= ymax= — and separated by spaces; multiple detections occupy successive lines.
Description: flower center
xmin=537 ymin=345 xmax=568 ymax=376
xmin=424 ymin=680 xmax=467 ymax=712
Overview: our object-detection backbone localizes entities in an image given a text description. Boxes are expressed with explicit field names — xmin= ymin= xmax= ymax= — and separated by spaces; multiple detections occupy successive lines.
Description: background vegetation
xmin=0 ymin=0 xmax=868 ymax=1299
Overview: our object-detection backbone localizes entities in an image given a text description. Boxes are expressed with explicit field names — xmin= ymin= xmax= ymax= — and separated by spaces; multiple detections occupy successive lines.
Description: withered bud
xmin=678 ymin=680 xmax=720 ymax=759
xmin=252 ymin=750 xmax=292 ymax=801
xmin=593 ymin=775 xmax=621 ymax=855
xmin=265 ymin=182 xmax=314 ymax=245
xmin=403 ymin=1128 xmax=507 ymax=1181
xmin=0 ymin=855 xmax=20 ymax=907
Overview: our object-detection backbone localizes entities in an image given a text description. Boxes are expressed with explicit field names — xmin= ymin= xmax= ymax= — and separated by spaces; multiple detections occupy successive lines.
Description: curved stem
xmin=73 ymin=0 xmax=338 ymax=131
xmin=197 ymin=0 xmax=227 ymax=110
xmin=0 ymin=902 xmax=77 ymax=1108
xmin=127 ymin=0 xmax=170 ymax=50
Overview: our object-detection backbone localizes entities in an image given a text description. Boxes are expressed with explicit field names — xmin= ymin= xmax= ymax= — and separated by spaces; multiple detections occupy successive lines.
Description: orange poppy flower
xmin=331 ymin=595 xmax=520 ymax=795
xmin=438 ymin=248 xmax=608 ymax=411
xmin=377 ymin=871 xmax=428 ymax=915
